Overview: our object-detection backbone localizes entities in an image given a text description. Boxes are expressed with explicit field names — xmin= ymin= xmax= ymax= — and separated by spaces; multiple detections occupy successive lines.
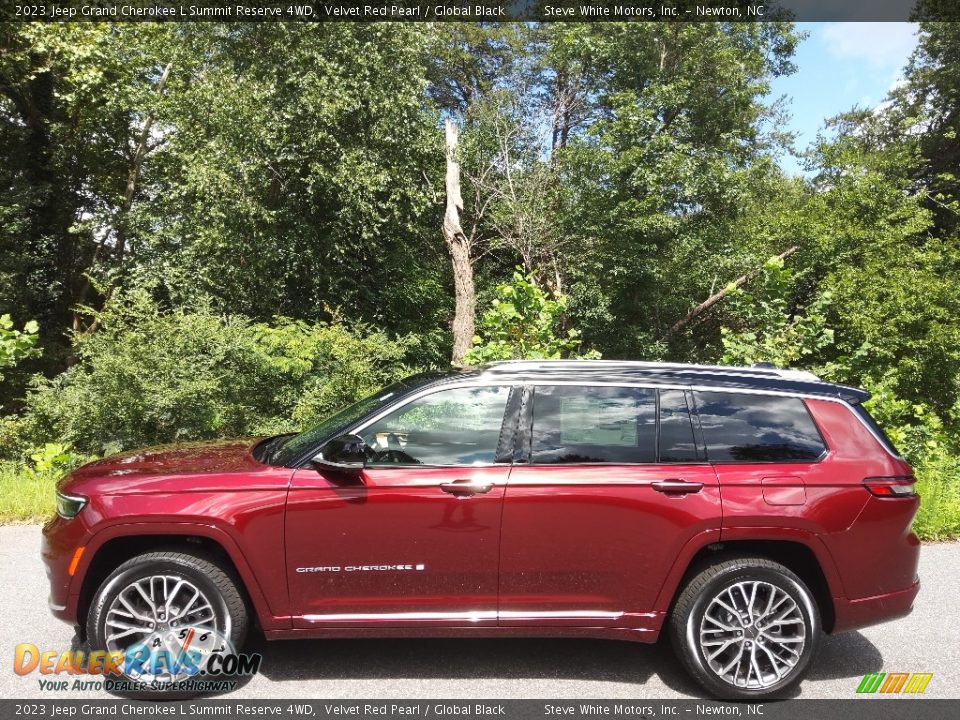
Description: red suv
xmin=42 ymin=360 xmax=920 ymax=699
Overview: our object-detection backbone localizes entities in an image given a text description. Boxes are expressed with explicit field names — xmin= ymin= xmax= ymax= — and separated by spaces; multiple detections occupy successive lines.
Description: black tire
xmin=669 ymin=556 xmax=821 ymax=700
xmin=86 ymin=550 xmax=248 ymax=698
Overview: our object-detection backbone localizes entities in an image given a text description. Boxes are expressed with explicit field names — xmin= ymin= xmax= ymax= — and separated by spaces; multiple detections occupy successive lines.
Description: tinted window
xmin=659 ymin=390 xmax=700 ymax=462
xmin=270 ymin=371 xmax=457 ymax=465
xmin=361 ymin=386 xmax=509 ymax=466
xmin=694 ymin=392 xmax=826 ymax=463
xmin=531 ymin=386 xmax=657 ymax=464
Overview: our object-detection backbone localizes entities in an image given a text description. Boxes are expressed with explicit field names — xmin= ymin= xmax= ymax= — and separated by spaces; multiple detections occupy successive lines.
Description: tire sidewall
xmin=87 ymin=557 xmax=239 ymax=682
xmin=681 ymin=565 xmax=821 ymax=700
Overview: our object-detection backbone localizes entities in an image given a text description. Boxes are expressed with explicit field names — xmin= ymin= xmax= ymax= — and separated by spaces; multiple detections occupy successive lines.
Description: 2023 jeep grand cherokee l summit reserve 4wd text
xmin=42 ymin=360 xmax=920 ymax=699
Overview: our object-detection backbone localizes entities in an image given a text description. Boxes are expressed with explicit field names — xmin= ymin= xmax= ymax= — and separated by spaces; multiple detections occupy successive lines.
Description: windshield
xmin=269 ymin=372 xmax=457 ymax=466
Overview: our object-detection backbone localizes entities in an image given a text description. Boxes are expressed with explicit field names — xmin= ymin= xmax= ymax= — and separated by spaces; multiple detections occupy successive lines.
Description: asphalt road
xmin=2 ymin=524 xmax=957 ymax=700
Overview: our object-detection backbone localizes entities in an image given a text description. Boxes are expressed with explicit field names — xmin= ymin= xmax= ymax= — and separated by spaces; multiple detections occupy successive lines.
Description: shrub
xmin=0 ymin=314 xmax=39 ymax=383
xmin=465 ymin=269 xmax=599 ymax=365
xmin=19 ymin=290 xmax=417 ymax=456
xmin=719 ymin=257 xmax=834 ymax=368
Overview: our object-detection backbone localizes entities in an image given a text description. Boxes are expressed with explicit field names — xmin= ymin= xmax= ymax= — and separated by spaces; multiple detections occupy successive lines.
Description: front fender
xmin=69 ymin=520 xmax=291 ymax=632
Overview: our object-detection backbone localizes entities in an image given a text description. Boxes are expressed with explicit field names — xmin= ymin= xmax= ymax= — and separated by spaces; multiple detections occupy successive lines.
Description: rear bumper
xmin=832 ymin=579 xmax=919 ymax=634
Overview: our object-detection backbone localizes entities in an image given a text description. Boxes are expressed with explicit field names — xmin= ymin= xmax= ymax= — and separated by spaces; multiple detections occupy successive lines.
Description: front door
xmin=286 ymin=384 xmax=513 ymax=628
xmin=499 ymin=385 xmax=722 ymax=632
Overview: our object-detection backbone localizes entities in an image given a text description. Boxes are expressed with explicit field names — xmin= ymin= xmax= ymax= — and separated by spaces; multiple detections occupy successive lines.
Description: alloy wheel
xmin=103 ymin=574 xmax=229 ymax=682
xmin=698 ymin=580 xmax=806 ymax=690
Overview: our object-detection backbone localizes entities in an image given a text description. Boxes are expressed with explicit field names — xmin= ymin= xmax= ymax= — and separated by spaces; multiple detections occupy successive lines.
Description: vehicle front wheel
xmin=86 ymin=550 xmax=249 ymax=696
xmin=669 ymin=556 xmax=821 ymax=700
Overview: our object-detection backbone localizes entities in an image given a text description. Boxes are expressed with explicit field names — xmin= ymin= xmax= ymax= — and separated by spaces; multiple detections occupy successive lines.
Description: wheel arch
xmin=655 ymin=531 xmax=842 ymax=633
xmin=73 ymin=524 xmax=285 ymax=638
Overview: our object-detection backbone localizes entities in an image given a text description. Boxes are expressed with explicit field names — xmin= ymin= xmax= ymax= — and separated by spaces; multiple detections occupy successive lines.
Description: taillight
xmin=863 ymin=476 xmax=916 ymax=498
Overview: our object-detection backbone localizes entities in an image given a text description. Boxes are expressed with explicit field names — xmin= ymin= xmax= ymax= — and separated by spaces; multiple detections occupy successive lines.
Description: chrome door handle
xmin=441 ymin=479 xmax=494 ymax=496
xmin=652 ymin=479 xmax=704 ymax=495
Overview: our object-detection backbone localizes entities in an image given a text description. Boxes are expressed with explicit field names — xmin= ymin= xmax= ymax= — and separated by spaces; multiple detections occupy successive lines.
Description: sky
xmin=770 ymin=22 xmax=920 ymax=175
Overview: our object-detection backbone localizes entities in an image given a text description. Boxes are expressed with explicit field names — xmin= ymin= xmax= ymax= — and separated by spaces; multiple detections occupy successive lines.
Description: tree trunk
xmin=443 ymin=118 xmax=476 ymax=366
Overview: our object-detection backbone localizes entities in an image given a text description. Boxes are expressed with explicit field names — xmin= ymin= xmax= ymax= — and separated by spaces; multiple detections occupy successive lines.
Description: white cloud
xmin=820 ymin=23 xmax=918 ymax=69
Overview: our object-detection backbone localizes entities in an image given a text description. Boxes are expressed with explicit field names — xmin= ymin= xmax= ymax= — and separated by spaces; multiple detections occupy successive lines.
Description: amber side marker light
xmin=68 ymin=547 xmax=85 ymax=576
xmin=864 ymin=476 xmax=917 ymax=498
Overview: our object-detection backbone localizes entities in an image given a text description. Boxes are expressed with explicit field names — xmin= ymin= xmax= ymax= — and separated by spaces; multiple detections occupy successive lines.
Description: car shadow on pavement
xmin=808 ymin=631 xmax=885 ymax=681
xmin=250 ymin=634 xmax=699 ymax=691
xmin=247 ymin=629 xmax=883 ymax=698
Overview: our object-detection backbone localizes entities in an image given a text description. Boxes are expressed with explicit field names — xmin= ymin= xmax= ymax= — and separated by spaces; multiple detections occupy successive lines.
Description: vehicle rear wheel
xmin=86 ymin=550 xmax=248 ymax=697
xmin=669 ymin=556 xmax=821 ymax=700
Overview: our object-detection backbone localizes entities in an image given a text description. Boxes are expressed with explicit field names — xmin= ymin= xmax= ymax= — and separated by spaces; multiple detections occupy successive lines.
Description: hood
xmin=60 ymin=438 xmax=270 ymax=496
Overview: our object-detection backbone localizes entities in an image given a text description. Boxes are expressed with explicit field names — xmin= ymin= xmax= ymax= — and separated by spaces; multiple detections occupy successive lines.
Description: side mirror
xmin=311 ymin=434 xmax=368 ymax=472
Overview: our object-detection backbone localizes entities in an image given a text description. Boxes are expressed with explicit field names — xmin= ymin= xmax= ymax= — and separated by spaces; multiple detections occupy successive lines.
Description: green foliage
xmin=465 ymin=270 xmax=598 ymax=364
xmin=912 ymin=447 xmax=960 ymax=541
xmin=719 ymin=258 xmax=834 ymax=368
xmin=0 ymin=315 xmax=39 ymax=382
xmin=18 ymin=291 xmax=416 ymax=456
xmin=550 ymin=23 xmax=801 ymax=357
xmin=857 ymin=376 xmax=960 ymax=540
xmin=0 ymin=441 xmax=90 ymax=522
xmin=1 ymin=22 xmax=960 ymax=538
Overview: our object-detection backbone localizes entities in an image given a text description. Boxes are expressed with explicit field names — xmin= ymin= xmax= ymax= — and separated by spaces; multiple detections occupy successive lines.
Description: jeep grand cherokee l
xmin=42 ymin=360 xmax=920 ymax=699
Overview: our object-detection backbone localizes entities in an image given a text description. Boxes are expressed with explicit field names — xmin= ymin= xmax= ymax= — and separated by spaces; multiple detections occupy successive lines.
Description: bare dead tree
xmin=443 ymin=118 xmax=476 ymax=366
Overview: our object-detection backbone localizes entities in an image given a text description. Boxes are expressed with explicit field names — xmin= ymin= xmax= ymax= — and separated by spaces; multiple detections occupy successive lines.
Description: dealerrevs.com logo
xmin=856 ymin=672 xmax=934 ymax=694
xmin=13 ymin=630 xmax=261 ymax=694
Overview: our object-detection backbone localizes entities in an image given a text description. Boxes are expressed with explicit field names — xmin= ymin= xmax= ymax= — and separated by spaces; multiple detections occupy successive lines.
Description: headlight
xmin=55 ymin=491 xmax=87 ymax=519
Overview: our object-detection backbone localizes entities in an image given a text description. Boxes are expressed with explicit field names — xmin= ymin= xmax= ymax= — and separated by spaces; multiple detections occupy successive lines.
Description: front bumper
xmin=41 ymin=514 xmax=88 ymax=624
xmin=832 ymin=579 xmax=920 ymax=634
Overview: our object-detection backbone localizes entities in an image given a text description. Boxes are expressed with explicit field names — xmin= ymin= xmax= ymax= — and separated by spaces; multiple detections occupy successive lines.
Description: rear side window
xmin=531 ymin=386 xmax=657 ymax=463
xmin=693 ymin=391 xmax=826 ymax=463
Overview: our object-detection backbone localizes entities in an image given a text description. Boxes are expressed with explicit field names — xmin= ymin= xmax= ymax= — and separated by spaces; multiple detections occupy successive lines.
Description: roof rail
xmin=484 ymin=358 xmax=821 ymax=382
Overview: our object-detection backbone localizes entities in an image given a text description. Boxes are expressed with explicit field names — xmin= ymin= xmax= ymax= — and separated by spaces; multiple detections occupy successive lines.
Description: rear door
xmin=499 ymin=385 xmax=722 ymax=630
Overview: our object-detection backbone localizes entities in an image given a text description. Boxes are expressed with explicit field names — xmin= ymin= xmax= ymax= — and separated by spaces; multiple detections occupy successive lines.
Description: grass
xmin=0 ymin=460 xmax=56 ymax=523
xmin=912 ymin=454 xmax=960 ymax=541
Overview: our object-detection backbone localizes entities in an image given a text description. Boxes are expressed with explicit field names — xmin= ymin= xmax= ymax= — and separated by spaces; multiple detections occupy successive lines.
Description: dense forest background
xmin=0 ymin=14 xmax=958 ymax=535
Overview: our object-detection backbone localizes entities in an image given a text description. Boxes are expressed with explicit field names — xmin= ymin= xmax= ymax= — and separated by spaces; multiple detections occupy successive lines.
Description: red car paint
xmin=42 ymin=367 xmax=920 ymax=647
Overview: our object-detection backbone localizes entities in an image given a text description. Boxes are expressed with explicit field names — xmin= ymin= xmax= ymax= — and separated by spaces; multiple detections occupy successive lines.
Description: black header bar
xmin=3 ymin=0 xmax=943 ymax=24
xmin=0 ymin=700 xmax=957 ymax=720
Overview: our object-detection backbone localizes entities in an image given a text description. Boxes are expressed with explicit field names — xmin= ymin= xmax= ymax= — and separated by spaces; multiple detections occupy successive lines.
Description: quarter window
xmin=361 ymin=386 xmax=510 ymax=466
xmin=531 ymin=386 xmax=657 ymax=464
xmin=693 ymin=391 xmax=826 ymax=463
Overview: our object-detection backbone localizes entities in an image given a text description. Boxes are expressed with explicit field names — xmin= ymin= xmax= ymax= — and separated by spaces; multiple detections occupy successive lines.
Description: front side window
xmin=531 ymin=386 xmax=657 ymax=464
xmin=361 ymin=386 xmax=510 ymax=466
xmin=693 ymin=391 xmax=826 ymax=463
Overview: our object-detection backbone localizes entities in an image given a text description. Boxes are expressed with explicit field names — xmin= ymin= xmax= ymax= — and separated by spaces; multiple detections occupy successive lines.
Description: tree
xmin=718 ymin=257 xmax=834 ymax=368
xmin=442 ymin=118 xmax=475 ymax=365
xmin=426 ymin=24 xmax=538 ymax=363
xmin=465 ymin=269 xmax=597 ymax=364
xmin=542 ymin=23 xmax=801 ymax=357
xmin=0 ymin=24 xmax=167 ymax=373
